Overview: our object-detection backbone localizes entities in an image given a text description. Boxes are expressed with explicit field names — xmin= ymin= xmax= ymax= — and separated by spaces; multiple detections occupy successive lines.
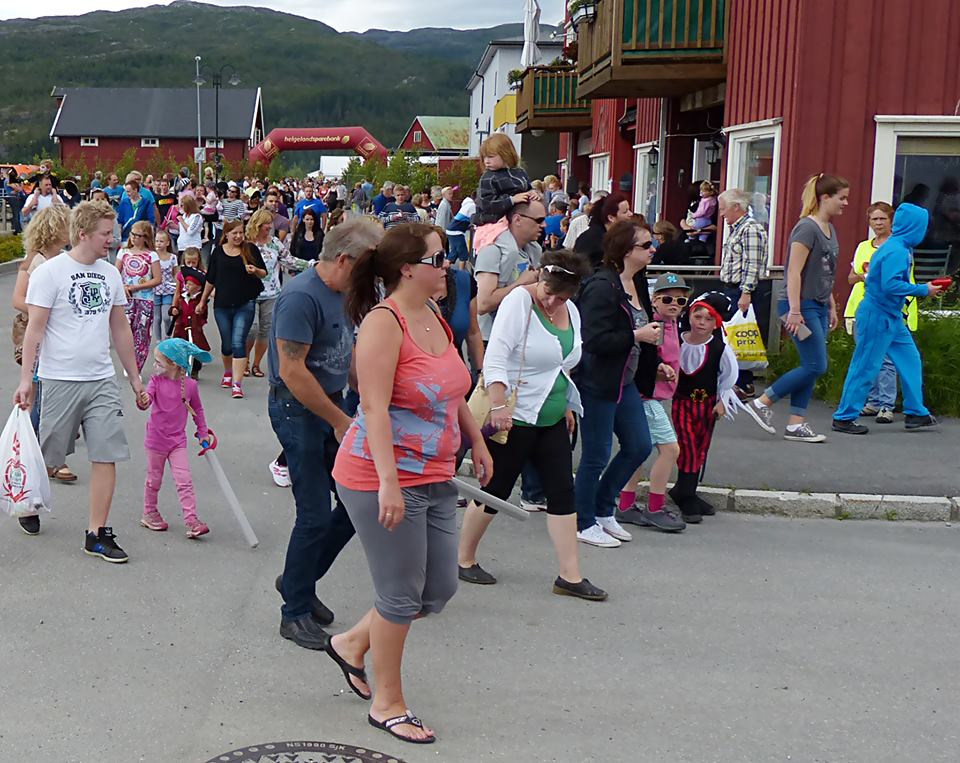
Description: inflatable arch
xmin=249 ymin=127 xmax=388 ymax=166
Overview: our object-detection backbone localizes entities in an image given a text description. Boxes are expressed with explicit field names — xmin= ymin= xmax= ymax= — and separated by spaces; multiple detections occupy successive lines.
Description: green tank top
xmin=514 ymin=306 xmax=573 ymax=428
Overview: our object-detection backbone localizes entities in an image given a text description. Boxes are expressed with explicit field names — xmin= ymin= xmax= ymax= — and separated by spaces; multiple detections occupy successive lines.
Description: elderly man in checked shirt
xmin=718 ymin=188 xmax=769 ymax=397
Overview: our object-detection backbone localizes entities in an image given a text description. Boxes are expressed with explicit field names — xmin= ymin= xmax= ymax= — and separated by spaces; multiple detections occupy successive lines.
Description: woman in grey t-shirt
xmin=747 ymin=173 xmax=849 ymax=443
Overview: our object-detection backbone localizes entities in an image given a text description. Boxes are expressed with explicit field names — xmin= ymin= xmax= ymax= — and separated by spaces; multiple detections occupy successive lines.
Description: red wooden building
xmin=397 ymin=116 xmax=470 ymax=174
xmin=527 ymin=0 xmax=960 ymax=280
xmin=50 ymin=87 xmax=265 ymax=170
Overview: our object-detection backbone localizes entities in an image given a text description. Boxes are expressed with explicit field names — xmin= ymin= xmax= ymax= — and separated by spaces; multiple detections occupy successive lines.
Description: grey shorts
xmin=643 ymin=398 xmax=678 ymax=446
xmin=252 ymin=297 xmax=276 ymax=342
xmin=338 ymin=480 xmax=459 ymax=625
xmin=39 ymin=378 xmax=130 ymax=467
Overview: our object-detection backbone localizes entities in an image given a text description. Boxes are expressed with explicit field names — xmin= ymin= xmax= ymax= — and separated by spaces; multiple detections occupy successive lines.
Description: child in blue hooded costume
xmin=832 ymin=203 xmax=946 ymax=434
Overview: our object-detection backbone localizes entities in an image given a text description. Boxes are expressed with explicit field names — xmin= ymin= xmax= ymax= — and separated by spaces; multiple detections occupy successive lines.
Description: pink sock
xmin=618 ymin=491 xmax=636 ymax=511
xmin=648 ymin=493 xmax=665 ymax=513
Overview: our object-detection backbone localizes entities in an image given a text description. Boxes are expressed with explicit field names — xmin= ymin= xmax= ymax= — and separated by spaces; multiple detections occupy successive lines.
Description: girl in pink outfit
xmin=682 ymin=181 xmax=718 ymax=241
xmin=138 ymin=338 xmax=213 ymax=538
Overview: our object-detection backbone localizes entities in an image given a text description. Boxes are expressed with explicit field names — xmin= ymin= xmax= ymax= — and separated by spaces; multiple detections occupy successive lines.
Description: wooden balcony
xmin=576 ymin=0 xmax=727 ymax=99
xmin=515 ymin=67 xmax=593 ymax=134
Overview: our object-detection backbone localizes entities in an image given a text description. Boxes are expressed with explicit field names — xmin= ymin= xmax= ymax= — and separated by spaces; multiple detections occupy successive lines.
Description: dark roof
xmin=50 ymin=87 xmax=261 ymax=140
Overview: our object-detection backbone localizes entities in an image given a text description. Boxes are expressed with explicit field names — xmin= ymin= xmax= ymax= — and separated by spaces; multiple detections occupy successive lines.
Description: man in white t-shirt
xmin=14 ymin=201 xmax=146 ymax=563
xmin=21 ymin=176 xmax=64 ymax=220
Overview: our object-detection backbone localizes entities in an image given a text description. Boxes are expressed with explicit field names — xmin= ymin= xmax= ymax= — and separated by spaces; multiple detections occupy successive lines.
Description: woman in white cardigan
xmin=457 ymin=249 xmax=607 ymax=601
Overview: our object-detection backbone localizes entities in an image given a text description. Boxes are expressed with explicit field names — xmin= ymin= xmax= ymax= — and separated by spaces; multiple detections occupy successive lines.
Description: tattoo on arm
xmin=281 ymin=340 xmax=309 ymax=360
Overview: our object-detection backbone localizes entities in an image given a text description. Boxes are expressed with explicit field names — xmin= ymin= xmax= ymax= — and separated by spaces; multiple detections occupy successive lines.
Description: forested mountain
xmin=0 ymin=1 xmax=554 ymax=162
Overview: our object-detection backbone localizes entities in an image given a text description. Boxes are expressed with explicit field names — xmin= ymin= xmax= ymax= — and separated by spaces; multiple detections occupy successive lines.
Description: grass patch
xmin=767 ymin=311 xmax=960 ymax=417
xmin=884 ymin=509 xmax=899 ymax=521
xmin=0 ymin=235 xmax=24 ymax=264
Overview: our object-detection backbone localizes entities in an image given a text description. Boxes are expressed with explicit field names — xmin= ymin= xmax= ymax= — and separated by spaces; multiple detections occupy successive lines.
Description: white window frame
xmin=724 ymin=119 xmax=783 ymax=267
xmin=80 ymin=136 xmax=98 ymax=147
xmin=205 ymin=138 xmax=224 ymax=149
xmin=871 ymin=115 xmax=960 ymax=203
xmin=141 ymin=137 xmax=160 ymax=148
xmin=413 ymin=130 xmax=422 ymax=143
xmin=557 ymin=158 xmax=568 ymax=192
xmin=589 ymin=152 xmax=611 ymax=194
xmin=632 ymin=142 xmax=661 ymax=220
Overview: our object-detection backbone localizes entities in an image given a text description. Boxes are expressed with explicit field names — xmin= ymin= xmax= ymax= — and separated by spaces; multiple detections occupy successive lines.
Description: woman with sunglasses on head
xmin=457 ymin=249 xmax=608 ymax=601
xmin=572 ymin=220 xmax=666 ymax=546
xmin=117 ymin=221 xmax=162 ymax=372
xmin=328 ymin=223 xmax=492 ymax=745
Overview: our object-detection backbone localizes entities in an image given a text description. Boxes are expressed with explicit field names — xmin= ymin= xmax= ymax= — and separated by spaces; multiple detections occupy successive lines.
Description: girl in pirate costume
xmin=669 ymin=292 xmax=753 ymax=522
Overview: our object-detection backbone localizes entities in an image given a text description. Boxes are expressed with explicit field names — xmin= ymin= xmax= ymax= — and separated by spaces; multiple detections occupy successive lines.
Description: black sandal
xmin=368 ymin=712 xmax=436 ymax=745
xmin=322 ymin=634 xmax=371 ymax=700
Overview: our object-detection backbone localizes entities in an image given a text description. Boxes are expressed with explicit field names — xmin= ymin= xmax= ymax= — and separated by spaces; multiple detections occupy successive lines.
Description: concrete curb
xmin=0 ymin=257 xmax=25 ymax=275
xmin=460 ymin=459 xmax=956 ymax=523
xmin=628 ymin=481 xmax=956 ymax=523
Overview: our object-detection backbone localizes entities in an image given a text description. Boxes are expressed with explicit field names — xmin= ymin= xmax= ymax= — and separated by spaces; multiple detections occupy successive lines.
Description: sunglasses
xmin=541 ymin=264 xmax=577 ymax=278
xmin=417 ymin=250 xmax=446 ymax=268
xmin=633 ymin=240 xmax=654 ymax=250
xmin=518 ymin=213 xmax=546 ymax=224
xmin=656 ymin=295 xmax=688 ymax=305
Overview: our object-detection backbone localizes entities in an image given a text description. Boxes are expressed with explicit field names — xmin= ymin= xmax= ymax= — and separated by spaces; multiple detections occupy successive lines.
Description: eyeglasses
xmin=416 ymin=250 xmax=446 ymax=268
xmin=518 ymin=213 xmax=547 ymax=224
xmin=129 ymin=233 xmax=144 ymax=239
xmin=656 ymin=295 xmax=688 ymax=305
xmin=541 ymin=264 xmax=577 ymax=278
xmin=633 ymin=240 xmax=654 ymax=250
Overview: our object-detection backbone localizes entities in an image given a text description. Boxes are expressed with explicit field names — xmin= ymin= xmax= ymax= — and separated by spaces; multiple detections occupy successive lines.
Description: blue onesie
xmin=833 ymin=203 xmax=932 ymax=422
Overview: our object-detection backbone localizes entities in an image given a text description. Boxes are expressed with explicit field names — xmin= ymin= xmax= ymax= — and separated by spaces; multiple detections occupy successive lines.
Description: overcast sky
xmin=2 ymin=0 xmax=568 ymax=31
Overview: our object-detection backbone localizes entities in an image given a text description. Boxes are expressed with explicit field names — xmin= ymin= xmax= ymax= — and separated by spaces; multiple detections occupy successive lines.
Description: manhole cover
xmin=205 ymin=741 xmax=406 ymax=763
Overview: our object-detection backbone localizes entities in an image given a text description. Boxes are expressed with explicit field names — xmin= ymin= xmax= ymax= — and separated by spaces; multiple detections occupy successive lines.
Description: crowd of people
xmin=7 ymin=138 xmax=946 ymax=745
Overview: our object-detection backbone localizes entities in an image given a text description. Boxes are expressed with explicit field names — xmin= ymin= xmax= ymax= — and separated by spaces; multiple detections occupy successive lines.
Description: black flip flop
xmin=322 ymin=634 xmax=372 ymax=700
xmin=368 ymin=712 xmax=436 ymax=745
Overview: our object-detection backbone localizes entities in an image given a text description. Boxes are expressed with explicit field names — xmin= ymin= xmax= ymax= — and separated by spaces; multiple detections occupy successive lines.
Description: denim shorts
xmin=643 ymin=399 xmax=677 ymax=446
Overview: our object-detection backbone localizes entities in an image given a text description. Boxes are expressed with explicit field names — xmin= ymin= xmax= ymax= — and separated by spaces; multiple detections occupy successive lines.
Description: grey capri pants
xmin=251 ymin=296 xmax=276 ymax=342
xmin=338 ymin=480 xmax=459 ymax=625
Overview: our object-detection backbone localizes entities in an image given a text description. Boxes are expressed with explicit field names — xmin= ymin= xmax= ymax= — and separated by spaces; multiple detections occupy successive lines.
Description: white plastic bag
xmin=724 ymin=304 xmax=768 ymax=371
xmin=0 ymin=406 xmax=51 ymax=517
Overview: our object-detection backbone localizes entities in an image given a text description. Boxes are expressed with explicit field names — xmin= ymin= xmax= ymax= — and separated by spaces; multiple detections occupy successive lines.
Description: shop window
xmin=590 ymin=153 xmax=610 ymax=195
xmin=726 ymin=121 xmax=782 ymax=264
xmin=633 ymin=144 xmax=660 ymax=223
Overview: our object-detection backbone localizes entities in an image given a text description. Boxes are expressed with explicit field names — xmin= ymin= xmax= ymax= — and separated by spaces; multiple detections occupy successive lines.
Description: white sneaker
xmin=577 ymin=524 xmax=621 ymax=548
xmin=597 ymin=516 xmax=632 ymax=542
xmin=269 ymin=458 xmax=291 ymax=487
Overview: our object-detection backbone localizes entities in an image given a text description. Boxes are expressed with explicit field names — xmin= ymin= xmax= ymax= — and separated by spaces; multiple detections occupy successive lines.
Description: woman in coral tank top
xmin=327 ymin=223 xmax=493 ymax=745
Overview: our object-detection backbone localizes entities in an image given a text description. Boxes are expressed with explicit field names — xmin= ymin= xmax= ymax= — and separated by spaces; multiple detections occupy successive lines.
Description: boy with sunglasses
xmin=618 ymin=273 xmax=691 ymax=532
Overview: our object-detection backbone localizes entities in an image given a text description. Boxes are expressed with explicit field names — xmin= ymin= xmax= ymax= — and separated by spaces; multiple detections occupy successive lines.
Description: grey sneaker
xmin=744 ymin=400 xmax=776 ymax=434
xmin=639 ymin=508 xmax=686 ymax=533
xmin=783 ymin=423 xmax=826 ymax=443
xmin=860 ymin=404 xmax=879 ymax=416
xmin=875 ymin=408 xmax=894 ymax=424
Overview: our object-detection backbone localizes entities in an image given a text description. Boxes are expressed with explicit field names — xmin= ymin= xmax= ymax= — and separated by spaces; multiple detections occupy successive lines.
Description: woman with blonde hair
xmin=747 ymin=173 xmax=849 ymax=443
xmin=11 ymin=204 xmax=77 ymax=487
xmin=117 ymin=220 xmax=162 ymax=372
xmin=243 ymin=207 xmax=312 ymax=377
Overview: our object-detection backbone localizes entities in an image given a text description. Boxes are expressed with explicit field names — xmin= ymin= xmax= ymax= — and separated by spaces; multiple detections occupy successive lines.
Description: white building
xmin=467 ymin=35 xmax=563 ymax=180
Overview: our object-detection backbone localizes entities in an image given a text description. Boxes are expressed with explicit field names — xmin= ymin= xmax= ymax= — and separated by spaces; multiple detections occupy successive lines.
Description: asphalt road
xmin=1 ymin=271 xmax=959 ymax=763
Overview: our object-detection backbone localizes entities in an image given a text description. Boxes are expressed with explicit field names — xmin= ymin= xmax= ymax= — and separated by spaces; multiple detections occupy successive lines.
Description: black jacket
xmin=573 ymin=267 xmax=659 ymax=401
xmin=574 ymin=221 xmax=607 ymax=270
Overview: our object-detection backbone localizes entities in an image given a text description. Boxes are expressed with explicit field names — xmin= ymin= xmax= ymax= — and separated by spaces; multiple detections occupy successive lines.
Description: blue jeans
xmin=574 ymin=384 xmax=653 ymax=531
xmin=520 ymin=463 xmax=544 ymax=501
xmin=269 ymin=394 xmax=356 ymax=619
xmin=767 ymin=300 xmax=829 ymax=416
xmin=154 ymin=293 xmax=174 ymax=340
xmin=852 ymin=320 xmax=897 ymax=409
xmin=213 ymin=301 xmax=256 ymax=358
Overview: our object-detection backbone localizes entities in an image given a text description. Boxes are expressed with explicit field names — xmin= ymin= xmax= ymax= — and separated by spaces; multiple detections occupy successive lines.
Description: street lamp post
xmin=193 ymin=62 xmax=241 ymax=183
xmin=195 ymin=56 xmax=203 ymax=181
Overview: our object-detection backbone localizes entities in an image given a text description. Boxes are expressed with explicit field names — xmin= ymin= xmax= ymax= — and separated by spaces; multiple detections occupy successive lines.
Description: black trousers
xmin=481 ymin=419 xmax=575 ymax=516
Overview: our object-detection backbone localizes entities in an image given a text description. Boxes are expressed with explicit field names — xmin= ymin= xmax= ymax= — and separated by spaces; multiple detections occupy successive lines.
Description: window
xmin=633 ymin=143 xmax=660 ymax=223
xmin=205 ymin=138 xmax=224 ymax=148
xmin=80 ymin=137 xmax=98 ymax=147
xmin=725 ymin=120 xmax=782 ymax=265
xmin=590 ymin=153 xmax=611 ymax=195
xmin=141 ymin=138 xmax=159 ymax=148
xmin=413 ymin=130 xmax=422 ymax=143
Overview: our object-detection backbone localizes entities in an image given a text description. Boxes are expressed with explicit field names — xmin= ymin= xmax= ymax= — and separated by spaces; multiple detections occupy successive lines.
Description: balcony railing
xmin=576 ymin=0 xmax=727 ymax=99
xmin=515 ymin=66 xmax=593 ymax=134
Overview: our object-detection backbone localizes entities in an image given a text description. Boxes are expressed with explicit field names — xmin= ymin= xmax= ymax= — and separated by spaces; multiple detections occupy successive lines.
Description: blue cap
xmin=156 ymin=338 xmax=213 ymax=371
